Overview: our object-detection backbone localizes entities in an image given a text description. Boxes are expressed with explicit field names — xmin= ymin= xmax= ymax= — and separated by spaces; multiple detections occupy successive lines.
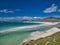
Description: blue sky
xmin=0 ymin=0 xmax=60 ymax=17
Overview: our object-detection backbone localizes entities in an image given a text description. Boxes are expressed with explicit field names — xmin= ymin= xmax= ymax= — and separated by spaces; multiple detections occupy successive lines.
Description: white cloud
xmin=0 ymin=9 xmax=21 ymax=13
xmin=0 ymin=9 xmax=14 ymax=13
xmin=43 ymin=4 xmax=57 ymax=13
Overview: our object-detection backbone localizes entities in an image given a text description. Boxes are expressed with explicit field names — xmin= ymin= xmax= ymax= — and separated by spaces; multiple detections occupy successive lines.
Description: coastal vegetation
xmin=22 ymin=32 xmax=60 ymax=45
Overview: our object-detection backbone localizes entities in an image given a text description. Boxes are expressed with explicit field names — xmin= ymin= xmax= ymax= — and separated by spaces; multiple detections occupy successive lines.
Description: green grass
xmin=22 ymin=32 xmax=60 ymax=45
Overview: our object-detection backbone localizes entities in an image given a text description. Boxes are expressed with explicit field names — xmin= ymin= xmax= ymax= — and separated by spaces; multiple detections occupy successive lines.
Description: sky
xmin=0 ymin=0 xmax=60 ymax=17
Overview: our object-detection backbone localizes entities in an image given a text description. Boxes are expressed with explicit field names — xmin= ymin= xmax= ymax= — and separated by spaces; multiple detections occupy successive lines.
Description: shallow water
xmin=0 ymin=22 xmax=60 ymax=45
xmin=0 ymin=22 xmax=39 ymax=31
xmin=0 ymin=22 xmax=40 ymax=45
xmin=0 ymin=31 xmax=31 ymax=45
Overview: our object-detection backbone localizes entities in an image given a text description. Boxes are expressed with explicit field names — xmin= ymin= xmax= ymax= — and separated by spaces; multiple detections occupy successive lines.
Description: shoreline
xmin=23 ymin=27 xmax=60 ymax=42
xmin=0 ymin=22 xmax=58 ymax=34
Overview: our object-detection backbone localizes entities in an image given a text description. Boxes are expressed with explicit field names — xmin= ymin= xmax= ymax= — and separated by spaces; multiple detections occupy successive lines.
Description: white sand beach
xmin=0 ymin=22 xmax=58 ymax=34
xmin=24 ymin=27 xmax=60 ymax=42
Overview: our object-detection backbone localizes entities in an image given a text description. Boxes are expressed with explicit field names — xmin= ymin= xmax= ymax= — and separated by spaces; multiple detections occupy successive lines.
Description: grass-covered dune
xmin=22 ymin=32 xmax=60 ymax=45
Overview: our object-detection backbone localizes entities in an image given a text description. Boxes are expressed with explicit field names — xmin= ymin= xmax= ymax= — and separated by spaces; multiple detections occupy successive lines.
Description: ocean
xmin=0 ymin=22 xmax=39 ymax=31
xmin=0 ymin=22 xmax=60 ymax=45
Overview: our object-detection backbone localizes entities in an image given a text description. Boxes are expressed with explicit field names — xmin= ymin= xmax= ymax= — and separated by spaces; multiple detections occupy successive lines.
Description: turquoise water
xmin=0 ymin=22 xmax=39 ymax=30
xmin=0 ymin=22 xmax=40 ymax=45
xmin=0 ymin=22 xmax=60 ymax=45
xmin=0 ymin=31 xmax=31 ymax=45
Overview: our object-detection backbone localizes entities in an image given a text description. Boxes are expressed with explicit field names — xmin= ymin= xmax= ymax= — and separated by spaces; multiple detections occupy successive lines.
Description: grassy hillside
xmin=22 ymin=32 xmax=60 ymax=45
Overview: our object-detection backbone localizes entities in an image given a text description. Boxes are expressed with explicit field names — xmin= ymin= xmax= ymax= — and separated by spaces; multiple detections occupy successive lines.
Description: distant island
xmin=0 ymin=16 xmax=60 ymax=22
